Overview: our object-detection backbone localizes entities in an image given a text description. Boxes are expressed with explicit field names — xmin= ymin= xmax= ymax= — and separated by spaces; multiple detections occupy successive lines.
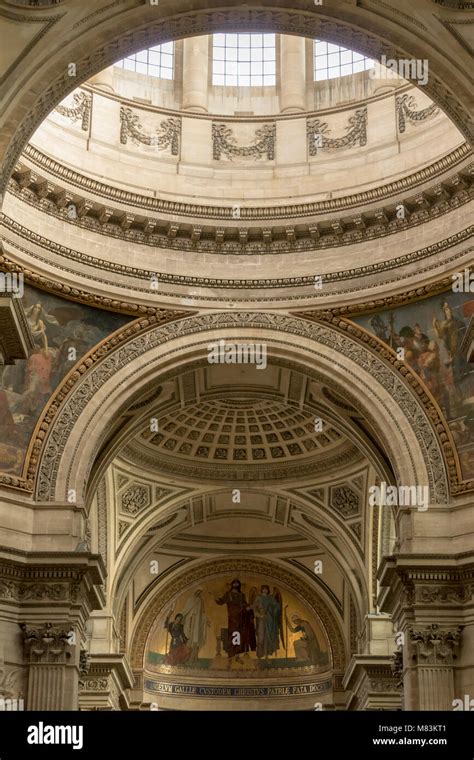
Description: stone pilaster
xmin=182 ymin=36 xmax=209 ymax=113
xmin=408 ymin=624 xmax=461 ymax=710
xmin=280 ymin=35 xmax=306 ymax=113
xmin=21 ymin=623 xmax=78 ymax=710
xmin=0 ymin=551 xmax=105 ymax=710
xmin=378 ymin=554 xmax=474 ymax=710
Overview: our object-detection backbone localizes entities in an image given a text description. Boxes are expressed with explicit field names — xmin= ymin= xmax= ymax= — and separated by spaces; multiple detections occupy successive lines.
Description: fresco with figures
xmin=353 ymin=291 xmax=474 ymax=480
xmin=0 ymin=286 xmax=131 ymax=476
xmin=146 ymin=574 xmax=330 ymax=674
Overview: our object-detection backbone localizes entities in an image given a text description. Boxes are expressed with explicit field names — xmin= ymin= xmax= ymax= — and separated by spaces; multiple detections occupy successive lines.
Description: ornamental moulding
xmin=0 ymin=245 xmax=191 ymax=317
xmin=9 ymin=162 xmax=471 ymax=254
xmin=122 ymin=436 xmax=359 ymax=484
xmin=85 ymin=82 xmax=411 ymax=124
xmin=1 ymin=218 xmax=471 ymax=296
xmin=19 ymin=142 xmax=472 ymax=221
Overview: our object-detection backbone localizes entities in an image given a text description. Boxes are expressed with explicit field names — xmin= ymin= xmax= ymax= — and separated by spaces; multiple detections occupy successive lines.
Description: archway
xmin=32 ymin=312 xmax=450 ymax=507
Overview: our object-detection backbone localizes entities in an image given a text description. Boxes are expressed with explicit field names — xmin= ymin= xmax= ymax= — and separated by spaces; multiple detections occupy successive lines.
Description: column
xmin=21 ymin=623 xmax=79 ymax=710
xmin=408 ymin=625 xmax=461 ymax=710
xmin=280 ymin=35 xmax=306 ymax=113
xmin=378 ymin=555 xmax=473 ymax=711
xmin=182 ymin=36 xmax=209 ymax=113
xmin=87 ymin=66 xmax=115 ymax=93
xmin=0 ymin=548 xmax=106 ymax=710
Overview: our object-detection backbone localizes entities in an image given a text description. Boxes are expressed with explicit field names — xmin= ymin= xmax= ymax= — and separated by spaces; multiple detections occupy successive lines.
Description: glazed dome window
xmin=314 ymin=41 xmax=374 ymax=80
xmin=115 ymin=42 xmax=175 ymax=79
xmin=212 ymin=33 xmax=276 ymax=87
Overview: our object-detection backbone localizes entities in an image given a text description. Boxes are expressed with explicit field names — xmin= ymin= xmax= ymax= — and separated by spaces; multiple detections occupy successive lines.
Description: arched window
xmin=212 ymin=33 xmax=276 ymax=87
xmin=115 ymin=42 xmax=175 ymax=79
xmin=314 ymin=41 xmax=373 ymax=81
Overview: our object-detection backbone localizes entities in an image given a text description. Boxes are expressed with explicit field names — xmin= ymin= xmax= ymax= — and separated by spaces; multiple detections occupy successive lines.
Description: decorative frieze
xmin=78 ymin=655 xmax=134 ymax=711
xmin=7 ymin=165 xmax=472 ymax=257
xmin=0 ymin=224 xmax=470 ymax=301
xmin=307 ymin=108 xmax=367 ymax=155
xmin=212 ymin=122 xmax=276 ymax=161
xmin=55 ymin=91 xmax=92 ymax=132
xmin=119 ymin=107 xmax=181 ymax=155
xmin=432 ymin=0 xmax=474 ymax=7
xmin=396 ymin=94 xmax=440 ymax=134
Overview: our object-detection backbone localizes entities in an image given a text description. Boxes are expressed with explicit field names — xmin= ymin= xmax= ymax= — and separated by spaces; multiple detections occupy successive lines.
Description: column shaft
xmin=182 ymin=36 xmax=209 ymax=113
xmin=280 ymin=35 xmax=306 ymax=113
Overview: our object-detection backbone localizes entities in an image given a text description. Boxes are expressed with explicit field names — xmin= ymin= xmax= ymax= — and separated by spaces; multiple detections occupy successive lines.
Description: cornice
xmin=8 ymin=161 xmax=473 ymax=255
xmin=432 ymin=1 xmax=474 ymax=8
xmin=0 ymin=219 xmax=471 ymax=304
xmin=0 ymin=552 xmax=105 ymax=609
xmin=303 ymin=275 xmax=465 ymax=318
xmin=0 ymin=242 xmax=193 ymax=317
xmin=84 ymin=80 xmax=412 ymax=122
xmin=20 ymin=141 xmax=472 ymax=223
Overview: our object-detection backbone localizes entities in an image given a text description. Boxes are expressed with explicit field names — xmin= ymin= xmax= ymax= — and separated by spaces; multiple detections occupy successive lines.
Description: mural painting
xmin=353 ymin=291 xmax=474 ymax=480
xmin=0 ymin=286 xmax=131 ymax=476
xmin=146 ymin=574 xmax=330 ymax=674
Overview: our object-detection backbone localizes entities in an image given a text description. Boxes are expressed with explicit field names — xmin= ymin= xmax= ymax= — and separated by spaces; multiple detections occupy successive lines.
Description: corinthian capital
xmin=408 ymin=624 xmax=462 ymax=665
xmin=20 ymin=622 xmax=73 ymax=663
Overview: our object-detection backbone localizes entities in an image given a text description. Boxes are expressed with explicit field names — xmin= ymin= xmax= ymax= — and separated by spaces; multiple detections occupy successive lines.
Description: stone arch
xmin=32 ymin=312 xmax=451 ymax=505
xmin=104 ymin=487 xmax=370 ymax=626
xmin=1 ymin=1 xmax=472 ymax=194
